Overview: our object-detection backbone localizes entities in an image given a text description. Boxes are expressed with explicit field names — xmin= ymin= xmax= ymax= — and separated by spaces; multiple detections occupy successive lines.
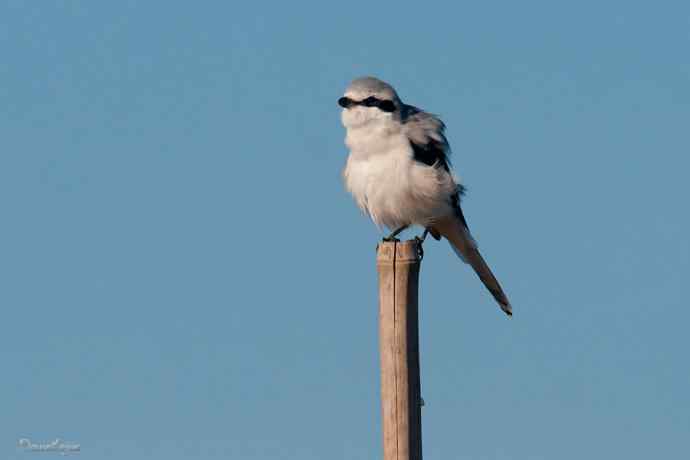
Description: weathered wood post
xmin=376 ymin=239 xmax=423 ymax=460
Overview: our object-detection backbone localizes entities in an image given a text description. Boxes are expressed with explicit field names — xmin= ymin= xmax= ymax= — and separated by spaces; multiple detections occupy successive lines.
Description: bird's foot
xmin=382 ymin=225 xmax=409 ymax=242
xmin=412 ymin=229 xmax=430 ymax=260
xmin=416 ymin=228 xmax=430 ymax=243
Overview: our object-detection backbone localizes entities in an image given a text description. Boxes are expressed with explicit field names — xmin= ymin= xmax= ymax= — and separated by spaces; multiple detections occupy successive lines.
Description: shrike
xmin=338 ymin=76 xmax=512 ymax=316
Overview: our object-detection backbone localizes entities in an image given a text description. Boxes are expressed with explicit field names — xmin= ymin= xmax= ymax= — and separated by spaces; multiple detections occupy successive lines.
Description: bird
xmin=338 ymin=76 xmax=512 ymax=316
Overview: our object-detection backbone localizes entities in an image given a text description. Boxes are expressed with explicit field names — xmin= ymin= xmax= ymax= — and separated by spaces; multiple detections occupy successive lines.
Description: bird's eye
xmin=378 ymin=100 xmax=396 ymax=112
xmin=362 ymin=97 xmax=378 ymax=107
xmin=338 ymin=97 xmax=353 ymax=108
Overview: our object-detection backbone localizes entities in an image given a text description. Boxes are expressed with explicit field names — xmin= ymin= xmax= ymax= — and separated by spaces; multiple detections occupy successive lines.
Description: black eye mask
xmin=338 ymin=96 xmax=396 ymax=113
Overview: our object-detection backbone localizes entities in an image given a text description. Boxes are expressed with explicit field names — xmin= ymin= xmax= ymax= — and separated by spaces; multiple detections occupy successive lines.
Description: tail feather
xmin=432 ymin=216 xmax=512 ymax=316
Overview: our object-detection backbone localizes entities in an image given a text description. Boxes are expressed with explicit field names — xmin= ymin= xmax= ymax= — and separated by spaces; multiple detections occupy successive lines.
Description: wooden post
xmin=376 ymin=239 xmax=423 ymax=460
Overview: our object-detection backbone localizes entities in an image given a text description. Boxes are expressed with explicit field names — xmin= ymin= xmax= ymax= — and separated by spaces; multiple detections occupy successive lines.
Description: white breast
xmin=342 ymin=121 xmax=456 ymax=230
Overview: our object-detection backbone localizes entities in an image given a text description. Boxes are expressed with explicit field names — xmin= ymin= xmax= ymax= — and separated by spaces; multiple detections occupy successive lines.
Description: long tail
xmin=433 ymin=215 xmax=512 ymax=316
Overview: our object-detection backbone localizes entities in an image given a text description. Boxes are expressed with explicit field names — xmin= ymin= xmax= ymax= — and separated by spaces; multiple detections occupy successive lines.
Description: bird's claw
xmin=417 ymin=228 xmax=429 ymax=242
xmin=414 ymin=236 xmax=425 ymax=260
xmin=383 ymin=225 xmax=409 ymax=242
xmin=412 ymin=228 xmax=430 ymax=260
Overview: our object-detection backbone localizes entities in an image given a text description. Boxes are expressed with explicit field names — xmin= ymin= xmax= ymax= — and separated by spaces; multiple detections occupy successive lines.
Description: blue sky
xmin=1 ymin=1 xmax=689 ymax=459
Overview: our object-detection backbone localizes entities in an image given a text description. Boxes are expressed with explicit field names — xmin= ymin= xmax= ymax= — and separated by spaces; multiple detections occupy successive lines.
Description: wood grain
xmin=377 ymin=240 xmax=423 ymax=460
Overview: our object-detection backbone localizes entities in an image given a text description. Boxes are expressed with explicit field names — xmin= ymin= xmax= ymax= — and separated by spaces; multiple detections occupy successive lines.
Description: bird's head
xmin=338 ymin=76 xmax=401 ymax=129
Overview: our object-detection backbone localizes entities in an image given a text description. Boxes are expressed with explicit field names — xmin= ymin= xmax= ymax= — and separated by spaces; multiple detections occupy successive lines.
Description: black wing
xmin=409 ymin=138 xmax=451 ymax=172
xmin=403 ymin=104 xmax=452 ymax=172
xmin=402 ymin=104 xmax=469 ymax=227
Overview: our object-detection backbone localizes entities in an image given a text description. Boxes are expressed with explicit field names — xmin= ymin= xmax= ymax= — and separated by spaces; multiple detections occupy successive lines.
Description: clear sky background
xmin=1 ymin=1 xmax=689 ymax=459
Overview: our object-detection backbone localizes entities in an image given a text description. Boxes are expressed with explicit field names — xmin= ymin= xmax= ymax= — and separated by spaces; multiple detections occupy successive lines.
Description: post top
xmin=376 ymin=239 xmax=422 ymax=264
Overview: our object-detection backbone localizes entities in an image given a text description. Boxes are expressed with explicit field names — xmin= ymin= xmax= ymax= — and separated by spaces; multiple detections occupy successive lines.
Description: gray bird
xmin=338 ymin=76 xmax=512 ymax=316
